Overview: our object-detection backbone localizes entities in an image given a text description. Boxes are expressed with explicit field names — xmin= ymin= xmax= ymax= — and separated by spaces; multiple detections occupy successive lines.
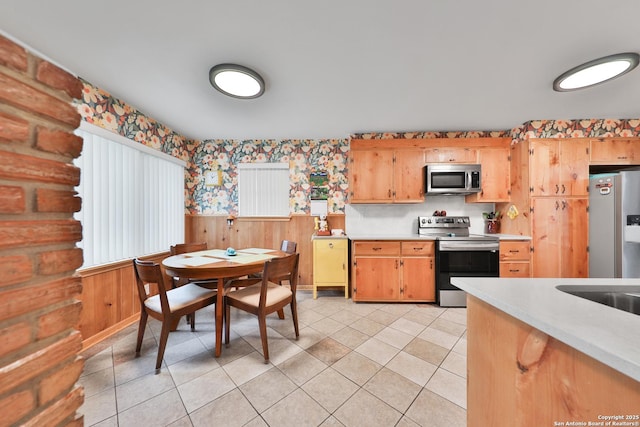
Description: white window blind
xmin=74 ymin=122 xmax=185 ymax=268
xmin=238 ymin=163 xmax=290 ymax=217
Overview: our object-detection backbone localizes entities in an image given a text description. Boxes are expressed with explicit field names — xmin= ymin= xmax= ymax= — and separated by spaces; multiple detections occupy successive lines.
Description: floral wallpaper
xmin=76 ymin=79 xmax=640 ymax=216
xmin=188 ymin=139 xmax=349 ymax=215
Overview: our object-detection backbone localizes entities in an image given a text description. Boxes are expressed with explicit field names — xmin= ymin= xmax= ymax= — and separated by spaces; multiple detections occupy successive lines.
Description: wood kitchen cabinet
xmin=352 ymin=240 xmax=435 ymax=302
xmin=465 ymin=147 xmax=511 ymax=203
xmin=424 ymin=147 xmax=477 ymax=163
xmin=499 ymin=240 xmax=530 ymax=277
xmin=529 ymin=138 xmax=589 ymax=197
xmin=349 ymin=149 xmax=424 ymax=203
xmin=590 ymin=137 xmax=639 ymax=164
xmin=531 ymin=197 xmax=588 ymax=278
xmin=312 ymin=237 xmax=349 ymax=299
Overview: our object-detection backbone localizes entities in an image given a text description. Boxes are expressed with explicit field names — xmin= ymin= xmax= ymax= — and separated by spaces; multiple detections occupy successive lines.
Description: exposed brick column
xmin=0 ymin=35 xmax=85 ymax=426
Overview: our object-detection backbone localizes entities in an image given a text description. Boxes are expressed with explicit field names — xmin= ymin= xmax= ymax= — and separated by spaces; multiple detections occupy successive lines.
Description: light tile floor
xmin=79 ymin=291 xmax=467 ymax=427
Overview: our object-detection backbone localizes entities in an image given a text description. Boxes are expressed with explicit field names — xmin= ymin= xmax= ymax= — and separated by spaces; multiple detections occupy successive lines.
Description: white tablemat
xmin=180 ymin=256 xmax=222 ymax=267
xmin=239 ymin=248 xmax=276 ymax=254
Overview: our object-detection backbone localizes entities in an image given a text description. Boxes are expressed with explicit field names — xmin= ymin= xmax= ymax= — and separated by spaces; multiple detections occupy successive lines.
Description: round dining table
xmin=162 ymin=248 xmax=286 ymax=357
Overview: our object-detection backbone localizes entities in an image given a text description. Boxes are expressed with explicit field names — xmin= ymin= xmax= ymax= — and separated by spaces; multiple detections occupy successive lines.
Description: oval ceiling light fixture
xmin=553 ymin=52 xmax=639 ymax=92
xmin=209 ymin=64 xmax=265 ymax=99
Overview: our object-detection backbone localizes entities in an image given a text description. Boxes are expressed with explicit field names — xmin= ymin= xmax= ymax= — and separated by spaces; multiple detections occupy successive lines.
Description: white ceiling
xmin=2 ymin=0 xmax=640 ymax=141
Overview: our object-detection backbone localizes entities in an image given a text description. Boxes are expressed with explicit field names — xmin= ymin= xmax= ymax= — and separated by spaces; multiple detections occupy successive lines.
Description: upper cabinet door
xmin=349 ymin=150 xmax=394 ymax=203
xmin=466 ymin=147 xmax=510 ymax=203
xmin=529 ymin=139 xmax=588 ymax=197
xmin=393 ymin=149 xmax=425 ymax=203
xmin=425 ymin=147 xmax=477 ymax=163
xmin=590 ymin=138 xmax=639 ymax=164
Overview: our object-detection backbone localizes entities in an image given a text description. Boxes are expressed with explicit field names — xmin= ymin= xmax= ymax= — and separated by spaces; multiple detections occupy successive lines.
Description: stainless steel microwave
xmin=426 ymin=164 xmax=482 ymax=195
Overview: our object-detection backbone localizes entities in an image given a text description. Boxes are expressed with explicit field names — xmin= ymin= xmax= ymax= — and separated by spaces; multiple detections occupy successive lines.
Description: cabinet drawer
xmin=499 ymin=241 xmax=530 ymax=261
xmin=401 ymin=241 xmax=435 ymax=256
xmin=314 ymin=239 xmax=348 ymax=252
xmin=500 ymin=262 xmax=530 ymax=277
xmin=353 ymin=241 xmax=400 ymax=256
xmin=590 ymin=139 xmax=638 ymax=164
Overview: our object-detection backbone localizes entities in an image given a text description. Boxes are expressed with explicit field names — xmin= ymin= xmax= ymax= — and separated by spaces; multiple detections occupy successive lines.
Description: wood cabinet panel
xmin=349 ymin=150 xmax=394 ymax=202
xmin=400 ymin=241 xmax=434 ymax=256
xmin=467 ymin=296 xmax=640 ymax=426
xmin=354 ymin=256 xmax=399 ymax=300
xmin=499 ymin=262 xmax=530 ymax=278
xmin=353 ymin=241 xmax=401 ymax=256
xmin=499 ymin=241 xmax=530 ymax=262
xmin=590 ymin=138 xmax=639 ymax=164
xmin=402 ymin=256 xmax=435 ymax=301
xmin=393 ymin=149 xmax=425 ymax=202
xmin=425 ymin=147 xmax=477 ymax=163
xmin=529 ymin=139 xmax=588 ymax=197
xmin=466 ymin=147 xmax=511 ymax=202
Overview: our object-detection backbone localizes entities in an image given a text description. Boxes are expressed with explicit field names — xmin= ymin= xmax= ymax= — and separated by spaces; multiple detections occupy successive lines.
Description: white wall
xmin=345 ymin=196 xmax=495 ymax=236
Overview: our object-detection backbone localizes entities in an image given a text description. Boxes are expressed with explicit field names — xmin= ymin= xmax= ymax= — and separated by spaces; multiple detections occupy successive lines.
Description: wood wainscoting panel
xmin=185 ymin=214 xmax=346 ymax=289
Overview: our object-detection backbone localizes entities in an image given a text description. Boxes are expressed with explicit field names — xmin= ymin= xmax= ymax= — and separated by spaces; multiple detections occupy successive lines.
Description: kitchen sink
xmin=556 ymin=285 xmax=640 ymax=315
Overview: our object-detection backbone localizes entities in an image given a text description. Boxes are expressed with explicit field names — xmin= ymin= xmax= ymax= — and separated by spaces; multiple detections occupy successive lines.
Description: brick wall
xmin=0 ymin=35 xmax=85 ymax=426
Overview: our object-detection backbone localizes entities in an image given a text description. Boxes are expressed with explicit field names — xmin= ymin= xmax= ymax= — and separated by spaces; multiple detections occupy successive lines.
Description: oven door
xmin=436 ymin=243 xmax=499 ymax=307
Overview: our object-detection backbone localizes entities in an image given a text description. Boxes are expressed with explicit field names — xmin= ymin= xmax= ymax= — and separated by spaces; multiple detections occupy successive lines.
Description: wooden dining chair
xmin=224 ymin=253 xmax=300 ymax=363
xmin=133 ymin=259 xmax=217 ymax=372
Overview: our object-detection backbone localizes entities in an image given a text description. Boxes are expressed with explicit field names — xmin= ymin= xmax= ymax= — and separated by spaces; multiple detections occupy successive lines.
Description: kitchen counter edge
xmin=451 ymin=277 xmax=640 ymax=382
xmin=347 ymin=234 xmax=531 ymax=241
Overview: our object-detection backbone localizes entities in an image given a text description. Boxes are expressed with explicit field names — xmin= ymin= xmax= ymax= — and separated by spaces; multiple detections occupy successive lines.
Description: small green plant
xmin=482 ymin=211 xmax=501 ymax=220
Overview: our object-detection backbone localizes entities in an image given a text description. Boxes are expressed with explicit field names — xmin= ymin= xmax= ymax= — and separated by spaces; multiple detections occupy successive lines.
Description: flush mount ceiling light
xmin=209 ymin=64 xmax=264 ymax=99
xmin=553 ymin=52 xmax=639 ymax=92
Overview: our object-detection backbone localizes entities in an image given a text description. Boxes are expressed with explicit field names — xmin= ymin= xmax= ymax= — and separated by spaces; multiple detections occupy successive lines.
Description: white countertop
xmin=451 ymin=277 xmax=640 ymax=382
xmin=348 ymin=233 xmax=531 ymax=241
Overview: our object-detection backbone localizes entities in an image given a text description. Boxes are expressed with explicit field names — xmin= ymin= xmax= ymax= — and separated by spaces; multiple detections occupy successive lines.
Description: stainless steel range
xmin=418 ymin=216 xmax=499 ymax=307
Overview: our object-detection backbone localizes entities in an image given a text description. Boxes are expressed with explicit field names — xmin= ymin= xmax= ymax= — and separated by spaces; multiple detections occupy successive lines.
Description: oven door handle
xmin=438 ymin=241 xmax=499 ymax=251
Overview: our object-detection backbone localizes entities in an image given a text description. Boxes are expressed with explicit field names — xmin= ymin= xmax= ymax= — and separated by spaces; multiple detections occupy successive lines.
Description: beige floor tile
xmin=81 ymin=347 xmax=113 ymax=377
xmin=168 ymin=415 xmax=193 ymax=427
xmin=177 ymin=367 xmax=236 ymax=413
xmin=276 ymin=350 xmax=327 ymax=386
xmin=261 ymin=388 xmax=330 ymax=427
xmin=401 ymin=308 xmax=439 ymax=326
xmin=441 ymin=350 xmax=467 ymax=378
xmin=374 ymin=326 xmax=414 ymax=349
xmin=329 ymin=309 xmax=363 ymax=325
xmin=396 ymin=416 xmax=420 ymax=427
xmin=439 ymin=307 xmax=467 ymax=326
xmin=168 ymin=350 xmax=220 ymax=386
xmin=418 ymin=326 xmax=460 ymax=349
xmin=331 ymin=351 xmax=381 ymax=386
xmin=118 ymin=389 xmax=187 ymax=427
xmin=404 ymin=337 xmax=449 ymax=365
xmin=349 ymin=317 xmax=385 ymax=336
xmin=113 ymin=353 xmax=160 ymax=386
xmin=379 ymin=303 xmax=416 ymax=316
xmin=345 ymin=302 xmax=383 ymax=316
xmin=190 ymin=388 xmax=257 ymax=427
xmin=430 ymin=317 xmax=467 ymax=337
xmin=333 ymin=388 xmax=402 ymax=427
xmin=354 ymin=337 xmax=399 ymax=365
xmin=263 ymin=337 xmax=303 ymax=365
xmin=386 ymin=351 xmax=438 ymax=386
xmin=214 ymin=337 xmax=254 ymax=366
xmin=302 ymin=367 xmax=359 ymax=412
xmin=239 ymin=368 xmax=297 ymax=412
xmin=366 ymin=309 xmax=399 ymax=326
xmin=79 ymin=388 xmax=117 ymax=427
xmin=452 ymin=336 xmax=467 ymax=356
xmin=306 ymin=337 xmax=351 ymax=365
xmin=329 ymin=326 xmax=370 ymax=350
xmin=79 ymin=366 xmax=114 ymax=398
xmin=405 ymin=389 xmax=466 ymax=427
xmin=116 ymin=369 xmax=175 ymax=412
xmin=162 ymin=336 xmax=208 ymax=366
xmin=320 ymin=415 xmax=346 ymax=426
xmin=310 ymin=317 xmax=347 ymax=335
xmin=363 ymin=368 xmax=422 ymax=413
xmin=242 ymin=416 xmax=269 ymax=427
xmin=294 ymin=325 xmax=327 ymax=349
xmin=221 ymin=351 xmax=272 ymax=386
xmin=388 ymin=317 xmax=427 ymax=337
xmin=425 ymin=368 xmax=467 ymax=409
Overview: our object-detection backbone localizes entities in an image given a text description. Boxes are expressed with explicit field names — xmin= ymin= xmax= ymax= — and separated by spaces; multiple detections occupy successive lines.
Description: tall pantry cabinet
xmin=501 ymin=138 xmax=589 ymax=278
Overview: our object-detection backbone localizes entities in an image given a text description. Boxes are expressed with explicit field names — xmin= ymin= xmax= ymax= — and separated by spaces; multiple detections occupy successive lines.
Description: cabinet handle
xmin=555 ymin=184 xmax=559 ymax=194
xmin=509 ymin=249 xmax=520 ymax=253
xmin=618 ymin=156 xmax=628 ymax=160
xmin=413 ymin=247 xmax=422 ymax=251
xmin=373 ymin=247 xmax=382 ymax=251
xmin=342 ymin=262 xmax=345 ymax=270
xmin=562 ymin=201 xmax=567 ymax=210
xmin=509 ymin=269 xmax=521 ymax=273
xmin=430 ymin=259 xmax=433 ymax=268
xmin=561 ymin=184 xmax=566 ymax=194
xmin=395 ymin=260 xmax=399 ymax=269
xmin=388 ymin=189 xmax=392 ymax=197
xmin=329 ymin=243 xmax=334 ymax=249
xmin=555 ymin=200 xmax=560 ymax=210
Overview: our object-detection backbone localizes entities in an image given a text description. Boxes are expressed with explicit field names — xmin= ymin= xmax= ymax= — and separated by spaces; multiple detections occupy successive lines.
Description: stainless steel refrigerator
xmin=589 ymin=171 xmax=640 ymax=278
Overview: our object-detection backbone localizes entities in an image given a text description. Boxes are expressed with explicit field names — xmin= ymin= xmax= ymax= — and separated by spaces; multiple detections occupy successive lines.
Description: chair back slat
xmin=133 ymin=259 xmax=171 ymax=312
xmin=259 ymin=253 xmax=299 ymax=306
xmin=170 ymin=242 xmax=208 ymax=255
xmin=280 ymin=240 xmax=297 ymax=254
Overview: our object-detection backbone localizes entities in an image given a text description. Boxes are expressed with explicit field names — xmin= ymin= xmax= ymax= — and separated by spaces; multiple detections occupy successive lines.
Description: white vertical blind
xmin=238 ymin=163 xmax=290 ymax=217
xmin=74 ymin=124 xmax=185 ymax=268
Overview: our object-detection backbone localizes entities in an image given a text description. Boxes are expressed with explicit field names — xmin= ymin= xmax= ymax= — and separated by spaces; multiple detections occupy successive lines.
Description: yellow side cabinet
xmin=312 ymin=237 xmax=349 ymax=299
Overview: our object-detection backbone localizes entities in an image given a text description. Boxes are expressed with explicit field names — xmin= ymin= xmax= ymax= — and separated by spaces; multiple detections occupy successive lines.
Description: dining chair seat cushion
xmin=145 ymin=283 xmax=217 ymax=314
xmin=226 ymin=282 xmax=292 ymax=307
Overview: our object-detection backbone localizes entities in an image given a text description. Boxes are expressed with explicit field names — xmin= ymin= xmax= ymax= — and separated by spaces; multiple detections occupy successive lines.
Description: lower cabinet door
xmin=402 ymin=257 xmax=435 ymax=301
xmin=354 ymin=257 xmax=399 ymax=301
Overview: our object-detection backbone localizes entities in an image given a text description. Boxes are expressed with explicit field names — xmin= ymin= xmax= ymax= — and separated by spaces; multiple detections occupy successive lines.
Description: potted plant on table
xmin=482 ymin=211 xmax=501 ymax=234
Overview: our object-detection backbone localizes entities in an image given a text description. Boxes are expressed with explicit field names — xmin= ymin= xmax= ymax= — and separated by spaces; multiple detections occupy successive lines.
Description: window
xmin=237 ymin=162 xmax=290 ymax=217
xmin=74 ymin=122 xmax=185 ymax=268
